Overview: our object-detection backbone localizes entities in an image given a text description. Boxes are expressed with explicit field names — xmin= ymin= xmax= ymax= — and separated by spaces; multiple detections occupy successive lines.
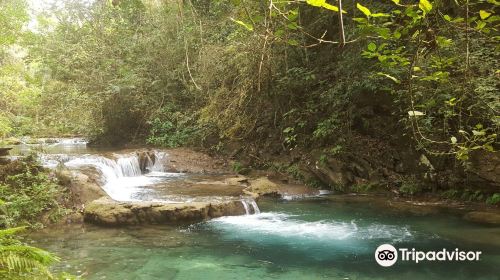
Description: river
xmin=11 ymin=138 xmax=500 ymax=279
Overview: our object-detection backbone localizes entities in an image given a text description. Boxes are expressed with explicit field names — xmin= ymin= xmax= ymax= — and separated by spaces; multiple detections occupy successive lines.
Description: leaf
xmin=377 ymin=72 xmax=400 ymax=83
xmin=367 ymin=42 xmax=377 ymax=51
xmin=322 ymin=3 xmax=340 ymax=12
xmin=444 ymin=14 xmax=452 ymax=21
xmin=451 ymin=136 xmax=457 ymax=144
xmin=419 ymin=0 xmax=433 ymax=14
xmin=372 ymin=13 xmax=390 ymax=17
xmin=306 ymin=0 xmax=325 ymax=7
xmin=230 ymin=18 xmax=253 ymax=31
xmin=480 ymin=10 xmax=492 ymax=19
xmin=306 ymin=0 xmax=343 ymax=12
xmin=287 ymin=39 xmax=299 ymax=46
xmin=408 ymin=111 xmax=425 ymax=117
xmin=356 ymin=3 xmax=371 ymax=17
xmin=472 ymin=130 xmax=486 ymax=136
xmin=287 ymin=22 xmax=299 ymax=30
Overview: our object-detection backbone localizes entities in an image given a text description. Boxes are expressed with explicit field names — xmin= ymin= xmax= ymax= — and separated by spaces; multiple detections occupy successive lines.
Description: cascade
xmin=240 ymin=198 xmax=260 ymax=215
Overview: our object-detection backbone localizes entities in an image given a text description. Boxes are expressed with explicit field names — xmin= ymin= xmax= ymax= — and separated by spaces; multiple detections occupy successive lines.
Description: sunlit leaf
xmin=377 ymin=72 xmax=400 ymax=83
xmin=306 ymin=0 xmax=325 ymax=7
xmin=287 ymin=39 xmax=299 ymax=46
xmin=419 ymin=0 xmax=433 ymax=14
xmin=322 ymin=3 xmax=339 ymax=12
xmin=356 ymin=3 xmax=371 ymax=17
xmin=480 ymin=10 xmax=492 ymax=19
xmin=451 ymin=136 xmax=457 ymax=144
xmin=306 ymin=0 xmax=344 ymax=12
xmin=230 ymin=18 xmax=253 ymax=31
xmin=367 ymin=42 xmax=377 ymax=51
xmin=372 ymin=13 xmax=390 ymax=17
xmin=408 ymin=110 xmax=425 ymax=117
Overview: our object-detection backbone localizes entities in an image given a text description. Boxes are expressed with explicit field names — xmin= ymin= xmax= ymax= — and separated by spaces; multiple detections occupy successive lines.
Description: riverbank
xmin=2 ymin=139 xmax=499 ymax=228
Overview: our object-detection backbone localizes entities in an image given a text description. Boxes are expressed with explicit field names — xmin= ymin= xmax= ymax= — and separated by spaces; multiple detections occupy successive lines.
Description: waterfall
xmin=62 ymin=151 xmax=169 ymax=201
xmin=241 ymin=199 xmax=260 ymax=215
xmin=145 ymin=151 xmax=166 ymax=173
xmin=241 ymin=200 xmax=250 ymax=215
xmin=63 ymin=151 xmax=167 ymax=181
xmin=250 ymin=200 xmax=261 ymax=214
xmin=117 ymin=156 xmax=142 ymax=177
xmin=65 ymin=156 xmax=124 ymax=183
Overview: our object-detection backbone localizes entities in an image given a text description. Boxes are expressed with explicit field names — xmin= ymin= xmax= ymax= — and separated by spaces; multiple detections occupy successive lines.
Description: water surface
xmin=29 ymin=198 xmax=500 ymax=280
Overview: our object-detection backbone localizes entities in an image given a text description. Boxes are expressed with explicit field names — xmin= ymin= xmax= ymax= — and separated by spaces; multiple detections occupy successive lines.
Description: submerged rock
xmin=463 ymin=211 xmax=500 ymax=225
xmin=84 ymin=197 xmax=246 ymax=226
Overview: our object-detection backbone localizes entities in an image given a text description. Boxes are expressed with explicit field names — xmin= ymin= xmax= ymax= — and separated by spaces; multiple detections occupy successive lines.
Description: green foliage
xmin=266 ymin=162 xmax=304 ymax=181
xmin=0 ymin=226 xmax=76 ymax=279
xmin=231 ymin=161 xmax=243 ymax=174
xmin=441 ymin=188 xmax=494 ymax=203
xmin=0 ymin=0 xmax=497 ymax=201
xmin=147 ymin=106 xmax=201 ymax=148
xmin=399 ymin=176 xmax=422 ymax=196
xmin=486 ymin=193 xmax=500 ymax=205
xmin=355 ymin=0 xmax=499 ymax=163
xmin=0 ymin=227 xmax=59 ymax=279
xmin=0 ymin=156 xmax=67 ymax=228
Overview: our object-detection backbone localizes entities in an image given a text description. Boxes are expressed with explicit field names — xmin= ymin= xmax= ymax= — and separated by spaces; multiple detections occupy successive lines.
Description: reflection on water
xmin=29 ymin=198 xmax=500 ymax=280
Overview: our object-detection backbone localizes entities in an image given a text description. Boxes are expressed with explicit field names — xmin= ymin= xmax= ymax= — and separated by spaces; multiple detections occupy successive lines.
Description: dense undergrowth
xmin=0 ymin=156 xmax=69 ymax=229
xmin=0 ymin=0 xmax=498 ymax=196
xmin=0 ymin=156 xmax=75 ymax=279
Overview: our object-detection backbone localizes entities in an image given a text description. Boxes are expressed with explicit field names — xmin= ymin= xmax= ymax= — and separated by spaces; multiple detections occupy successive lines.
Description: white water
xmin=250 ymin=200 xmax=260 ymax=214
xmin=241 ymin=199 xmax=261 ymax=215
xmin=209 ymin=212 xmax=414 ymax=243
xmin=62 ymin=151 xmax=181 ymax=201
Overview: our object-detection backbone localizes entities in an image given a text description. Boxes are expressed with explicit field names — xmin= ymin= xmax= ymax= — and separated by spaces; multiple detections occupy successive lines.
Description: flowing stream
xmin=28 ymin=198 xmax=500 ymax=280
xmin=11 ymin=139 xmax=500 ymax=279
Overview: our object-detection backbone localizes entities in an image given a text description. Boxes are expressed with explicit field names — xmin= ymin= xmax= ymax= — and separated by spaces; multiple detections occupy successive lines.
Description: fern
xmin=0 ymin=228 xmax=60 ymax=279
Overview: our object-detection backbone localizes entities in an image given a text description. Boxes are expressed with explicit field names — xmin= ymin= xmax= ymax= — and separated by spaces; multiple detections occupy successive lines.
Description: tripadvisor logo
xmin=375 ymin=244 xmax=482 ymax=267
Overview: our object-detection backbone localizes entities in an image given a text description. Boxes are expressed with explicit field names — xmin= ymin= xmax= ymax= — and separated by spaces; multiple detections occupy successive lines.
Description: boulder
xmin=57 ymin=170 xmax=107 ymax=206
xmin=3 ymin=138 xmax=21 ymax=145
xmin=84 ymin=197 xmax=246 ymax=226
xmin=137 ymin=150 xmax=156 ymax=173
xmin=44 ymin=138 xmax=59 ymax=144
xmin=0 ymin=147 xmax=12 ymax=156
xmin=243 ymin=177 xmax=280 ymax=198
xmin=469 ymin=151 xmax=500 ymax=188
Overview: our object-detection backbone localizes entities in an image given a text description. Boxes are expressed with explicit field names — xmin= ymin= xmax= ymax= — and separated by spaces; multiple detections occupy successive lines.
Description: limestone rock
xmin=244 ymin=177 xmax=280 ymax=198
xmin=84 ymin=197 xmax=245 ymax=226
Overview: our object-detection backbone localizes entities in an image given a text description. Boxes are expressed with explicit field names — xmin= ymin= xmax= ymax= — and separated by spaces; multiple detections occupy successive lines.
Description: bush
xmin=486 ymin=193 xmax=500 ymax=205
xmin=399 ymin=176 xmax=422 ymax=196
xmin=147 ymin=106 xmax=201 ymax=148
xmin=0 ymin=156 xmax=67 ymax=228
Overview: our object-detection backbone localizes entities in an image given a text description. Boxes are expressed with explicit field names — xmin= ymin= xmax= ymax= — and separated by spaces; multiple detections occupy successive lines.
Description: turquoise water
xmin=29 ymin=197 xmax=500 ymax=279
